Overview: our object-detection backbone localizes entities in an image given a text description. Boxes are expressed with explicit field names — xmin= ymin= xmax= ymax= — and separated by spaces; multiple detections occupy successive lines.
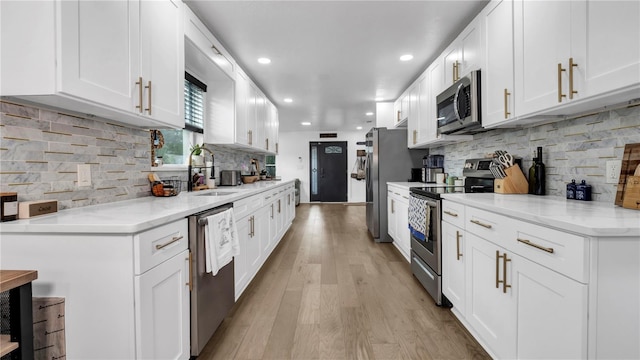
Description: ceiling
xmin=184 ymin=0 xmax=488 ymax=132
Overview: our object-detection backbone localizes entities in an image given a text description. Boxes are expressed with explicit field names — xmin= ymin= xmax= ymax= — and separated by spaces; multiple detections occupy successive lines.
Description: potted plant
xmin=189 ymin=143 xmax=204 ymax=166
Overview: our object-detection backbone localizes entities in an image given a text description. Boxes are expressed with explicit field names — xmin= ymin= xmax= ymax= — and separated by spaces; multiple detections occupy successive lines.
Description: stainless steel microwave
xmin=436 ymin=70 xmax=482 ymax=135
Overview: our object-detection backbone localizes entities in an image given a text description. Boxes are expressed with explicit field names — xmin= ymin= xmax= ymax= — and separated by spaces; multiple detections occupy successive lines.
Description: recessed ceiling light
xmin=366 ymin=112 xmax=374 ymax=116
xmin=356 ymin=126 xmax=363 ymax=130
xmin=258 ymin=57 xmax=271 ymax=64
xmin=375 ymin=97 xmax=384 ymax=102
xmin=301 ymin=122 xmax=311 ymax=126
xmin=283 ymin=98 xmax=293 ymax=103
xmin=400 ymin=54 xmax=413 ymax=61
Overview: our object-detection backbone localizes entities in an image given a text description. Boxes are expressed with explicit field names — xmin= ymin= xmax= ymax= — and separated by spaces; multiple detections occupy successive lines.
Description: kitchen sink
xmin=196 ymin=191 xmax=236 ymax=197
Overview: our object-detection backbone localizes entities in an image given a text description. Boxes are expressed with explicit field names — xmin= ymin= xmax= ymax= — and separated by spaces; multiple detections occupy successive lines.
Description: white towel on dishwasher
xmin=204 ymin=208 xmax=239 ymax=275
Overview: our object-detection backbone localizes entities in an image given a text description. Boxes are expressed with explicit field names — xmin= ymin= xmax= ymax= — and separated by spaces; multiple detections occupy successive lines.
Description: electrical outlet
xmin=605 ymin=160 xmax=621 ymax=184
xmin=77 ymin=164 xmax=92 ymax=187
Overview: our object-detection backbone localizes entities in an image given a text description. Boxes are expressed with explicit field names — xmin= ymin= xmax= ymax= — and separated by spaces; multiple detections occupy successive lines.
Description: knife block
xmin=494 ymin=164 xmax=529 ymax=194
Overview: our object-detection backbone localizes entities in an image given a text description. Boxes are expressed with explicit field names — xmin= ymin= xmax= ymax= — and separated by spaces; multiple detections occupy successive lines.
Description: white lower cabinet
xmin=441 ymin=221 xmax=465 ymax=315
xmin=135 ymin=249 xmax=190 ymax=360
xmin=444 ymin=199 xmax=591 ymax=359
xmin=233 ymin=183 xmax=295 ymax=300
xmin=386 ymin=185 xmax=410 ymax=261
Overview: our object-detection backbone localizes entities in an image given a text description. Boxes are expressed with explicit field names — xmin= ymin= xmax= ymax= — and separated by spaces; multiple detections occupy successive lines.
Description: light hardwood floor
xmin=199 ymin=204 xmax=490 ymax=360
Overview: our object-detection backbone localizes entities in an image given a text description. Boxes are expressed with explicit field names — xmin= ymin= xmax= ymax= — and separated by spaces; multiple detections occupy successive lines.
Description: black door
xmin=309 ymin=141 xmax=348 ymax=202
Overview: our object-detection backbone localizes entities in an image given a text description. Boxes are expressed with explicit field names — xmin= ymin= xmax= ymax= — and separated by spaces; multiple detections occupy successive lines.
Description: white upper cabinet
xmin=443 ymin=17 xmax=483 ymax=87
xmin=1 ymin=0 xmax=184 ymax=129
xmin=571 ymin=1 xmax=640 ymax=101
xmin=483 ymin=0 xmax=640 ymax=128
xmin=139 ymin=0 xmax=185 ymax=127
xmin=482 ymin=0 xmax=516 ymax=127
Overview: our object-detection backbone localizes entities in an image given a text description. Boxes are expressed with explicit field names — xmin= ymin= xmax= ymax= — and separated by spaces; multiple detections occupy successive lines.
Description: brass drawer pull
xmin=136 ymin=77 xmax=143 ymax=113
xmin=517 ymin=238 xmax=554 ymax=254
xmin=186 ymin=251 xmax=193 ymax=291
xmin=504 ymin=88 xmax=511 ymax=119
xmin=145 ymin=80 xmax=152 ymax=115
xmin=470 ymin=219 xmax=492 ymax=229
xmin=443 ymin=210 xmax=458 ymax=217
xmin=156 ymin=235 xmax=184 ymax=250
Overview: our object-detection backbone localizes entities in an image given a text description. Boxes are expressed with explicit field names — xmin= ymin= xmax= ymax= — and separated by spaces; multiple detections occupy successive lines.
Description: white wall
xmin=278 ymin=130 xmax=369 ymax=203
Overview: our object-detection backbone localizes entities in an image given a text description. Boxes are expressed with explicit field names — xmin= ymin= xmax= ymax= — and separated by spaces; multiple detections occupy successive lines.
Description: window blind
xmin=184 ymin=72 xmax=207 ymax=133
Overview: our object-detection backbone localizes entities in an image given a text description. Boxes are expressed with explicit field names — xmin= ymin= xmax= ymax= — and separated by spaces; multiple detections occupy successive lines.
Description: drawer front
xmin=511 ymin=222 xmax=588 ymax=283
xmin=465 ymin=206 xmax=507 ymax=246
xmin=234 ymin=194 xmax=262 ymax=219
xmin=442 ymin=200 xmax=465 ymax=228
xmin=134 ymin=219 xmax=188 ymax=275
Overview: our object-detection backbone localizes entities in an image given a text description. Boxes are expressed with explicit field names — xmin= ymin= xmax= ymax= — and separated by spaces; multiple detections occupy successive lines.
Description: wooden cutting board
xmin=615 ymin=143 xmax=640 ymax=206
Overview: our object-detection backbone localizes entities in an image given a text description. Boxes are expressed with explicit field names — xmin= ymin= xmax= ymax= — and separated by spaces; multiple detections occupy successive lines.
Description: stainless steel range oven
xmin=409 ymin=189 xmax=447 ymax=306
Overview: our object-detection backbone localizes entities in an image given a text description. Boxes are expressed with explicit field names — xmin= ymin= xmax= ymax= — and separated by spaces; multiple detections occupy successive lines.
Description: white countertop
xmin=0 ymin=180 xmax=294 ymax=234
xmin=442 ymin=193 xmax=640 ymax=237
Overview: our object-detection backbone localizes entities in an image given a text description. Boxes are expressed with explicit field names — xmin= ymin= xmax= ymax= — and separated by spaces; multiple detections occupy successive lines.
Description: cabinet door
xmin=515 ymin=253 xmax=588 ymax=359
xmin=483 ymin=0 xmax=515 ymax=127
xmin=574 ymin=1 xmax=640 ymax=99
xmin=514 ymin=0 xmax=572 ymax=117
xmin=387 ymin=192 xmax=397 ymax=241
xmin=247 ymin=85 xmax=258 ymax=147
xmin=269 ymin=200 xmax=278 ymax=247
xmin=234 ymin=216 xmax=251 ymax=299
xmin=59 ymin=0 xmax=140 ymax=112
xmin=416 ymin=74 xmax=431 ymax=145
xmin=394 ymin=196 xmax=410 ymax=261
xmin=135 ymin=250 xmax=189 ymax=360
xmin=140 ymin=0 xmax=184 ymax=127
xmin=466 ymin=233 xmax=516 ymax=358
xmin=424 ymin=61 xmax=442 ymax=142
xmin=443 ymin=44 xmax=460 ymax=86
xmin=245 ymin=215 xmax=262 ymax=280
xmin=407 ymin=83 xmax=419 ymax=146
xmin=235 ymin=69 xmax=250 ymax=145
xmin=442 ymin=221 xmax=465 ymax=314
xmin=257 ymin=205 xmax=271 ymax=259
xmin=459 ymin=19 xmax=483 ymax=77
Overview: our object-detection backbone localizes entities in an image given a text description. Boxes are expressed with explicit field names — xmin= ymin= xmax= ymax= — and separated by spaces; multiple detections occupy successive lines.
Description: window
xmin=154 ymin=73 xmax=206 ymax=165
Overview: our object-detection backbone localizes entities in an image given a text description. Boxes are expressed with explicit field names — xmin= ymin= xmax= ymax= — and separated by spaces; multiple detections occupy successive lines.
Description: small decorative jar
xmin=575 ymin=180 xmax=592 ymax=201
xmin=566 ymin=179 xmax=577 ymax=199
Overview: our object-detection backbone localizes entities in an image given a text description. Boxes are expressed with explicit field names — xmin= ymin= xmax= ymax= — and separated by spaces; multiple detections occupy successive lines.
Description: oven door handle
xmin=410 ymin=193 xmax=438 ymax=208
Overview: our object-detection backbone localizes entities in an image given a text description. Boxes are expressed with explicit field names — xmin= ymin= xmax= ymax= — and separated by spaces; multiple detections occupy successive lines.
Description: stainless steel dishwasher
xmin=188 ymin=203 xmax=235 ymax=357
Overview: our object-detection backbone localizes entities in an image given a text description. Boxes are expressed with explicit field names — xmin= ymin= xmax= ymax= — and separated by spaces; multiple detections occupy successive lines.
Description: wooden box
xmin=494 ymin=164 xmax=529 ymax=194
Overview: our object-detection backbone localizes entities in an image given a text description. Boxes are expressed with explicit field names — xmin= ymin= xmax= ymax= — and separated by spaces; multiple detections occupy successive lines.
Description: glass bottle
xmin=534 ymin=146 xmax=546 ymax=195
xmin=528 ymin=152 xmax=537 ymax=194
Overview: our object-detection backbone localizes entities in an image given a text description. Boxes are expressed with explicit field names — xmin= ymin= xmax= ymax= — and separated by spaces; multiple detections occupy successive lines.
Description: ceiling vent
xmin=319 ymin=133 xmax=338 ymax=138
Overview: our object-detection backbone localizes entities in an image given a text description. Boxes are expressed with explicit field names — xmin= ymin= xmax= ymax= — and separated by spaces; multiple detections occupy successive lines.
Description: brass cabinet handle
xmin=495 ymin=250 xmax=500 ymax=289
xmin=496 ymin=251 xmax=512 ymax=293
xmin=413 ymin=130 xmax=417 ymax=145
xmin=266 ymin=138 xmax=269 ymax=150
xmin=391 ymin=199 xmax=395 ymax=213
xmin=443 ymin=210 xmax=458 ymax=218
xmin=452 ymin=62 xmax=456 ymax=83
xmin=276 ymin=143 xmax=279 ymax=154
xmin=145 ymin=80 xmax=152 ymax=114
xmin=569 ymin=57 xmax=578 ymax=99
xmin=470 ymin=219 xmax=492 ymax=229
xmin=558 ymin=63 xmax=567 ymax=102
xmin=454 ymin=60 xmax=460 ymax=82
xmin=397 ymin=110 xmax=401 ymax=122
xmin=456 ymin=231 xmax=463 ymax=260
xmin=271 ymin=204 xmax=274 ymax=219
xmin=278 ymin=199 xmax=281 ymax=213
xmin=155 ymin=235 xmax=184 ymax=250
xmin=517 ymin=238 xmax=554 ymax=253
xmin=504 ymin=88 xmax=511 ymax=119
xmin=186 ymin=251 xmax=193 ymax=292
xmin=136 ymin=77 xmax=143 ymax=113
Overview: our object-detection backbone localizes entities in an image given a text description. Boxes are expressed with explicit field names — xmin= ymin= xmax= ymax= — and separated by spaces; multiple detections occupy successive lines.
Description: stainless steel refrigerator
xmin=366 ymin=127 xmax=424 ymax=242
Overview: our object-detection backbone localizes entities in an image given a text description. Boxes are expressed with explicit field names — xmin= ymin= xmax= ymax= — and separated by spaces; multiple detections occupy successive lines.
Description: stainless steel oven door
xmin=409 ymin=193 xmax=442 ymax=274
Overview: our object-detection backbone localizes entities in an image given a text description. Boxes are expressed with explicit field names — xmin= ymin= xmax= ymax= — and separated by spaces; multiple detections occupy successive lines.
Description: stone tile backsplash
xmin=2 ymin=100 xmax=638 ymax=209
xmin=0 ymin=100 xmax=265 ymax=210
xmin=430 ymin=104 xmax=640 ymax=203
